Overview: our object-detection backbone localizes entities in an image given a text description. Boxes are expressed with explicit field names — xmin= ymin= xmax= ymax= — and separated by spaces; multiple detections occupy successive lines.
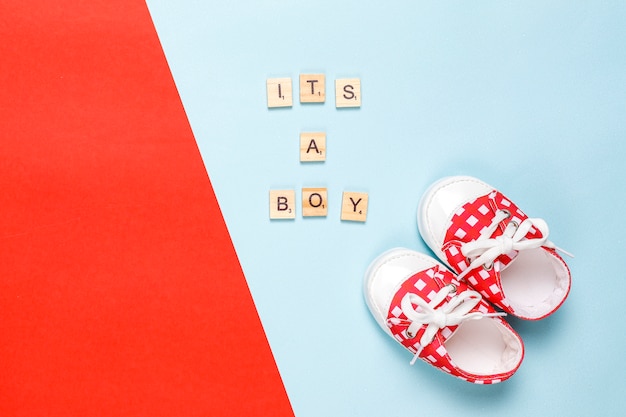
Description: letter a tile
xmin=300 ymin=132 xmax=326 ymax=162
xmin=341 ymin=191 xmax=368 ymax=222
xmin=269 ymin=189 xmax=296 ymax=219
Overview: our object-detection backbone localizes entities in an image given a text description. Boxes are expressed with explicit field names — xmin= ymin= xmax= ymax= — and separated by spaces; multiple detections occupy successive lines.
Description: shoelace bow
xmin=387 ymin=284 xmax=505 ymax=365
xmin=456 ymin=209 xmax=573 ymax=281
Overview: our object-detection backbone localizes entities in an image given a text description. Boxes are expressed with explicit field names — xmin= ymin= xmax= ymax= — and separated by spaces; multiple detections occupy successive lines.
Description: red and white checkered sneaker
xmin=418 ymin=176 xmax=572 ymax=320
xmin=364 ymin=248 xmax=524 ymax=384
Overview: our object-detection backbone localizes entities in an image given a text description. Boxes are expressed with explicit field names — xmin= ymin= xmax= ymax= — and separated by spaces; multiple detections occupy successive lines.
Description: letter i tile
xmin=267 ymin=78 xmax=293 ymax=108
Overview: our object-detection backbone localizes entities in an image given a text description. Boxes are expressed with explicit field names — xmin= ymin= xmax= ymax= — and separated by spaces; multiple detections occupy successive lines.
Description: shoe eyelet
xmin=501 ymin=209 xmax=511 ymax=218
xmin=483 ymin=262 xmax=494 ymax=271
xmin=447 ymin=284 xmax=457 ymax=294
xmin=406 ymin=330 xmax=414 ymax=338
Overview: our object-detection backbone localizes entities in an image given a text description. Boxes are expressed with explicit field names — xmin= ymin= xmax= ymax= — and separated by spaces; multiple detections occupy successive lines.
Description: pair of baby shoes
xmin=364 ymin=176 xmax=572 ymax=384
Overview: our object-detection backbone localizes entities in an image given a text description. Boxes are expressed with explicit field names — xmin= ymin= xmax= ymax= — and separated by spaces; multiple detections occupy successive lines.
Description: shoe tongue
xmin=496 ymin=250 xmax=520 ymax=271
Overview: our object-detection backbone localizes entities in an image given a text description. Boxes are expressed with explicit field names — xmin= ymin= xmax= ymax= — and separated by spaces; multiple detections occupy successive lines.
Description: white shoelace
xmin=456 ymin=209 xmax=573 ymax=281
xmin=387 ymin=284 xmax=505 ymax=365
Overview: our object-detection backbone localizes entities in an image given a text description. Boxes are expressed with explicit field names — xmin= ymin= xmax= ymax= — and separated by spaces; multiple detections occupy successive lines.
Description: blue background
xmin=146 ymin=1 xmax=625 ymax=415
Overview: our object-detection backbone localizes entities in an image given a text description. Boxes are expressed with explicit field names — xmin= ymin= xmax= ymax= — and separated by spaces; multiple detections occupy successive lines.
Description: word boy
xmin=269 ymin=189 xmax=368 ymax=222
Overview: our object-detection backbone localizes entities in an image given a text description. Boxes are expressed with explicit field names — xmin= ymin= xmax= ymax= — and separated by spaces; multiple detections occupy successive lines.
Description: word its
xmin=266 ymin=75 xmax=361 ymax=108
xmin=269 ymin=189 xmax=368 ymax=222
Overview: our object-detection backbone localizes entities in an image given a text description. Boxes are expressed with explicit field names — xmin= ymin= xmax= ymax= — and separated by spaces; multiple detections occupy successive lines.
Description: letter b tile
xmin=269 ymin=189 xmax=296 ymax=219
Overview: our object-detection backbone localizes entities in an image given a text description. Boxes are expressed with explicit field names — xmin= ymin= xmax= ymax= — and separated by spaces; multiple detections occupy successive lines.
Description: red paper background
xmin=0 ymin=1 xmax=293 ymax=415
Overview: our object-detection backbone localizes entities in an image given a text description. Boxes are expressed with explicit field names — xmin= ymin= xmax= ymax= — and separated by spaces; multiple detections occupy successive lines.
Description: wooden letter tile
xmin=302 ymin=188 xmax=328 ymax=217
xmin=335 ymin=78 xmax=361 ymax=108
xmin=267 ymin=78 xmax=293 ymax=108
xmin=300 ymin=132 xmax=326 ymax=162
xmin=341 ymin=191 xmax=368 ymax=222
xmin=269 ymin=189 xmax=296 ymax=219
xmin=299 ymin=74 xmax=326 ymax=103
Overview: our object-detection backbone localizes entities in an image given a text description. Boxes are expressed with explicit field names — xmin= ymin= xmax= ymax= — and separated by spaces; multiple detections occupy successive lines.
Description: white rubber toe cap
xmin=417 ymin=176 xmax=492 ymax=262
xmin=363 ymin=248 xmax=446 ymax=336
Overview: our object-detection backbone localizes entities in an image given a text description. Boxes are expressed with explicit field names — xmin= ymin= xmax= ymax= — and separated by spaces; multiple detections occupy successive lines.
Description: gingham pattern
xmin=441 ymin=191 xmax=546 ymax=311
xmin=385 ymin=265 xmax=510 ymax=384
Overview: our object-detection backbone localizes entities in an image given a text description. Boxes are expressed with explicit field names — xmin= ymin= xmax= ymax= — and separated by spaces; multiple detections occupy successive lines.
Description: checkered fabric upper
xmin=441 ymin=190 xmax=545 ymax=311
xmin=385 ymin=264 xmax=509 ymax=384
